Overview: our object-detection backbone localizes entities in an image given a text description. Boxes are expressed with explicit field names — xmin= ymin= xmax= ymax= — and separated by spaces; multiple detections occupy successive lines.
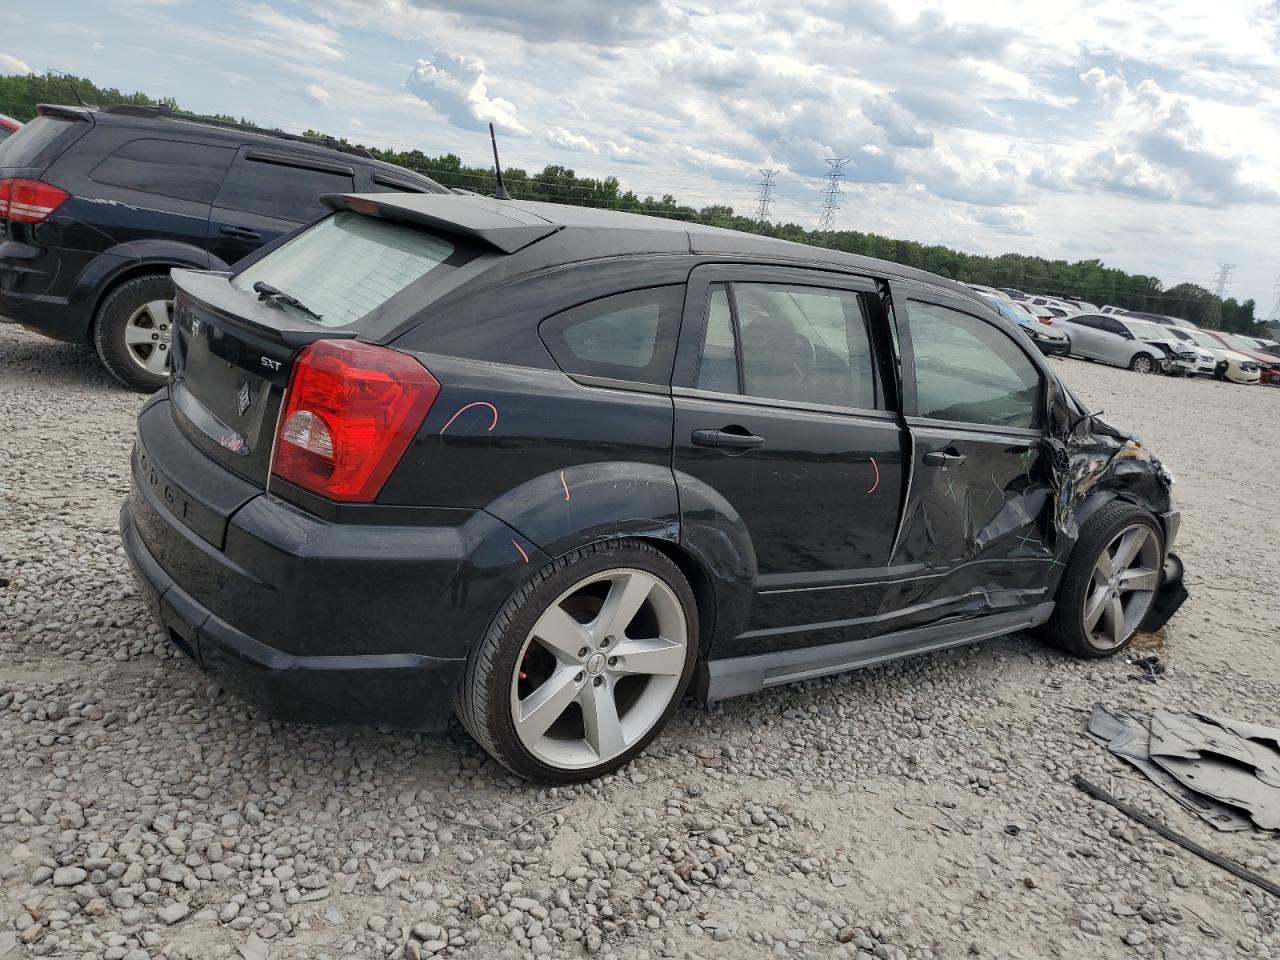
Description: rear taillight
xmin=271 ymin=340 xmax=440 ymax=503
xmin=0 ymin=178 xmax=69 ymax=223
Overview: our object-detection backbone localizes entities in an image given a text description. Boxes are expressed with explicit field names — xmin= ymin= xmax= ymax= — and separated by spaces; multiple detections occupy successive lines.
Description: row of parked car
xmin=967 ymin=285 xmax=1280 ymax=387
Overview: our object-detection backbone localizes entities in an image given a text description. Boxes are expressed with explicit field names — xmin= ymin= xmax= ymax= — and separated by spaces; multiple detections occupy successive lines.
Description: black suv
xmin=0 ymin=104 xmax=446 ymax=389
xmin=120 ymin=193 xmax=1187 ymax=782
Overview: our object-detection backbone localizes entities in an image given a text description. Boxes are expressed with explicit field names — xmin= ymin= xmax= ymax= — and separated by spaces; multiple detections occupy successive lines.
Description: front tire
xmin=1044 ymin=501 xmax=1163 ymax=658
xmin=455 ymin=539 xmax=699 ymax=783
xmin=93 ymin=274 xmax=175 ymax=392
xmin=1128 ymin=353 xmax=1156 ymax=374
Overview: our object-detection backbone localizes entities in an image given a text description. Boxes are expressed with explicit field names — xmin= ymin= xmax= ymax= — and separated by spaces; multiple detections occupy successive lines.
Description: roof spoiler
xmin=35 ymin=104 xmax=95 ymax=122
xmin=320 ymin=193 xmax=562 ymax=255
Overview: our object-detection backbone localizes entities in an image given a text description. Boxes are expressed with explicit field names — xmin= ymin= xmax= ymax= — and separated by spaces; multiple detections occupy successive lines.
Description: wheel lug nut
xmin=593 ymin=676 xmax=604 ymax=687
xmin=575 ymin=671 xmax=585 ymax=683
xmin=577 ymin=647 xmax=588 ymax=658
xmin=601 ymin=636 xmax=613 ymax=649
xmin=607 ymin=657 xmax=618 ymax=668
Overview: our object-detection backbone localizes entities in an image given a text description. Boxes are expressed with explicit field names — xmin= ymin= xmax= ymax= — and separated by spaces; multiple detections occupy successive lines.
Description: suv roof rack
xmin=99 ymin=103 xmax=373 ymax=158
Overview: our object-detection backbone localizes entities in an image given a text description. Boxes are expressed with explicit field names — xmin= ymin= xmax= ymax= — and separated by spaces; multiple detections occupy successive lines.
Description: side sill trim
xmin=697 ymin=602 xmax=1055 ymax=702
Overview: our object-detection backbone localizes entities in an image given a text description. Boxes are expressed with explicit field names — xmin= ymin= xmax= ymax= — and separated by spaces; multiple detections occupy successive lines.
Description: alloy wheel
xmin=1132 ymin=355 xmax=1153 ymax=374
xmin=510 ymin=568 xmax=688 ymax=771
xmin=123 ymin=299 xmax=175 ymax=376
xmin=1082 ymin=523 xmax=1160 ymax=650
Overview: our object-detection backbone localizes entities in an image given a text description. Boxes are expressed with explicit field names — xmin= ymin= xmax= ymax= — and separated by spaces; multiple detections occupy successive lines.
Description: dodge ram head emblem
xmin=236 ymin=382 xmax=252 ymax=417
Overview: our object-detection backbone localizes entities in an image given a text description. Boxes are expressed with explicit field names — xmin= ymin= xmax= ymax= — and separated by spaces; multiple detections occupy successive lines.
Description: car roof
xmin=36 ymin=103 xmax=445 ymax=190
xmin=327 ymin=191 xmax=987 ymax=304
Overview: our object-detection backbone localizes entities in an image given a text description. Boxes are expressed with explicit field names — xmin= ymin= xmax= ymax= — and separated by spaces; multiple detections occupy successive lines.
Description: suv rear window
xmin=90 ymin=138 xmax=234 ymax=203
xmin=231 ymin=211 xmax=456 ymax=328
xmin=0 ymin=115 xmax=87 ymax=170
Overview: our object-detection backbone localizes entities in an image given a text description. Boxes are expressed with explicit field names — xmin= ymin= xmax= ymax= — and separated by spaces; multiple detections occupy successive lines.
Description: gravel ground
xmin=2 ymin=320 xmax=1278 ymax=960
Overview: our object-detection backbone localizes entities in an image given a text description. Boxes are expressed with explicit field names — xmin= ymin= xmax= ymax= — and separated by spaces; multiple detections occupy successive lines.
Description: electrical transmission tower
xmin=1268 ymin=277 xmax=1280 ymax=324
xmin=753 ymin=169 xmax=778 ymax=229
xmin=816 ymin=158 xmax=848 ymax=240
xmin=1204 ymin=262 xmax=1236 ymax=328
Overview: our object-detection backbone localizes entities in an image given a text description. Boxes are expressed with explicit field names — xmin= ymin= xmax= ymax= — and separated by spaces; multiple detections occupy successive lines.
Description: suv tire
xmin=93 ymin=274 xmax=176 ymax=392
xmin=1044 ymin=501 xmax=1164 ymax=658
xmin=456 ymin=539 xmax=699 ymax=783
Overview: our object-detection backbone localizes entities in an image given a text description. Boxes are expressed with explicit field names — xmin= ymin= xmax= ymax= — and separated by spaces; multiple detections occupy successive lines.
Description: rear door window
xmin=905 ymin=300 xmax=1042 ymax=429
xmin=215 ymin=153 xmax=354 ymax=222
xmin=539 ymin=287 xmax=684 ymax=386
xmin=89 ymin=138 xmax=234 ymax=203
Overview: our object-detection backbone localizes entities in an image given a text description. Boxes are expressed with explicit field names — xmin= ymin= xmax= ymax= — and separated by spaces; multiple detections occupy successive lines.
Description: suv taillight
xmin=0 ymin=178 xmax=69 ymax=223
xmin=271 ymin=340 xmax=440 ymax=503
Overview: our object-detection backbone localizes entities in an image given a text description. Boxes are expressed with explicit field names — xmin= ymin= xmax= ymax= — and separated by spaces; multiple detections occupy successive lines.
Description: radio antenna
xmin=489 ymin=123 xmax=511 ymax=200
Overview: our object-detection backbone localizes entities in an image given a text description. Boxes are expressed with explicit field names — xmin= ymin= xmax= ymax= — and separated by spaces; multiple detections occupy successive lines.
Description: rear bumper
xmin=121 ymin=502 xmax=464 ymax=730
xmin=0 ymin=241 xmax=94 ymax=342
xmin=121 ymin=398 xmax=548 ymax=731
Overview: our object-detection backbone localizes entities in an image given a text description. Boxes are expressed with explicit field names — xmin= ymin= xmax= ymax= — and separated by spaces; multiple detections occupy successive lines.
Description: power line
xmin=752 ymin=168 xmax=778 ymax=229
xmin=1205 ymin=262 xmax=1236 ymax=328
xmin=816 ymin=158 xmax=848 ymax=241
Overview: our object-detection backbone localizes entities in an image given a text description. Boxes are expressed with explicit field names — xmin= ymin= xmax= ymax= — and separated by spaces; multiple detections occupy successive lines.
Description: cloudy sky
xmin=3 ymin=0 xmax=1279 ymax=311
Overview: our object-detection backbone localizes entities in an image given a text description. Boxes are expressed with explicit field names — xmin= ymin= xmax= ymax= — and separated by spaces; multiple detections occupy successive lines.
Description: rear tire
xmin=1044 ymin=501 xmax=1163 ymax=658
xmin=93 ymin=274 xmax=175 ymax=392
xmin=455 ymin=539 xmax=699 ymax=783
xmin=1128 ymin=353 xmax=1156 ymax=374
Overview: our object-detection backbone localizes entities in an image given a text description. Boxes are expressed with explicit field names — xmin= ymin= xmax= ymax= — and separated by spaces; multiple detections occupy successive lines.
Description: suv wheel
xmin=93 ymin=274 xmax=175 ymax=391
xmin=1044 ymin=501 xmax=1163 ymax=658
xmin=1128 ymin=353 xmax=1156 ymax=374
xmin=456 ymin=539 xmax=698 ymax=782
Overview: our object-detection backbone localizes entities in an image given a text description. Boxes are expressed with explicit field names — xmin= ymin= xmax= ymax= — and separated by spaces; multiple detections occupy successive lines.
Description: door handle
xmin=923 ymin=449 xmax=966 ymax=467
xmin=220 ymin=225 xmax=262 ymax=240
xmin=692 ymin=427 xmax=764 ymax=449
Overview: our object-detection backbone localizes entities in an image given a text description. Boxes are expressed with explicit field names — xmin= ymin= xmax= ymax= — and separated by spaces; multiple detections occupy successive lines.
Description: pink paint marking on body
xmin=512 ymin=539 xmax=530 ymax=564
xmin=867 ymin=456 xmax=881 ymax=494
xmin=560 ymin=470 xmax=571 ymax=501
xmin=439 ymin=401 xmax=499 ymax=435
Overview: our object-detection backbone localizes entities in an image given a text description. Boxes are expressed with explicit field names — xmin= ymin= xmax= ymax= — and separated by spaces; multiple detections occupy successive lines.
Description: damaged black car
xmin=120 ymin=193 xmax=1188 ymax=782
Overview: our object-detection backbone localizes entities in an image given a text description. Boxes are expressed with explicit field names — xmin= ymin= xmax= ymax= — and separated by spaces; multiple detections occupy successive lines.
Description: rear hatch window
xmin=0 ymin=114 xmax=89 ymax=173
xmin=231 ymin=210 xmax=456 ymax=328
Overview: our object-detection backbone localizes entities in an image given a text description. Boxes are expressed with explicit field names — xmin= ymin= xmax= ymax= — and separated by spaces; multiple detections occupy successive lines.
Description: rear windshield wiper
xmin=252 ymin=281 xmax=323 ymax=322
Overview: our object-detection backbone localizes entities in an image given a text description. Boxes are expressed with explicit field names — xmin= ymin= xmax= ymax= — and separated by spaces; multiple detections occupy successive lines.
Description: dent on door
xmin=885 ymin=430 xmax=1059 ymax=622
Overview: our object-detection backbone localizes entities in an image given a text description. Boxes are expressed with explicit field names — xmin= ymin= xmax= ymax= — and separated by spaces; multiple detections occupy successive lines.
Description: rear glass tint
xmin=539 ymin=286 xmax=684 ymax=385
xmin=231 ymin=211 xmax=456 ymax=328
xmin=217 ymin=156 xmax=354 ymax=221
xmin=90 ymin=138 xmax=234 ymax=203
xmin=0 ymin=115 xmax=86 ymax=169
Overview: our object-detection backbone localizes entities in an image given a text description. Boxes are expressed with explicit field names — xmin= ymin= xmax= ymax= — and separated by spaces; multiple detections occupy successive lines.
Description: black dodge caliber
xmin=121 ymin=193 xmax=1187 ymax=782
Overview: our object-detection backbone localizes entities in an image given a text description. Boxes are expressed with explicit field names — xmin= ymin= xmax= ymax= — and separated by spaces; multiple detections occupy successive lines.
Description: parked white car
xmin=1099 ymin=305 xmax=1127 ymax=315
xmin=1157 ymin=326 xmax=1261 ymax=384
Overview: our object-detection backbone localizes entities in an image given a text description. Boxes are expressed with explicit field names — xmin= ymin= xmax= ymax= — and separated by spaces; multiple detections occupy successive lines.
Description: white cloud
xmin=0 ymin=52 xmax=32 ymax=74
xmin=241 ymin=2 xmax=343 ymax=61
xmin=545 ymin=125 xmax=598 ymax=154
xmin=405 ymin=54 xmax=525 ymax=133
xmin=302 ymin=82 xmax=330 ymax=106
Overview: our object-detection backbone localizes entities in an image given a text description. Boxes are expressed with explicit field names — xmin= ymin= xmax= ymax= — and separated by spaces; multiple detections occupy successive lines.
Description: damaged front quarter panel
xmin=1043 ymin=401 xmax=1186 ymax=630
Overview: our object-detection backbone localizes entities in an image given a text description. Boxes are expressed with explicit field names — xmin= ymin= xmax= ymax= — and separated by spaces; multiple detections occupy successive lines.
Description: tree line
xmin=0 ymin=70 xmax=1264 ymax=333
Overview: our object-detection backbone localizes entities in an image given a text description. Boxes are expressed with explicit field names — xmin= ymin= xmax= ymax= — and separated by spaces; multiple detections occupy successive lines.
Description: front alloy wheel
xmin=1043 ymin=501 xmax=1164 ymax=658
xmin=456 ymin=539 xmax=698 ymax=782
xmin=1081 ymin=524 xmax=1160 ymax=651
xmin=1129 ymin=353 xmax=1155 ymax=374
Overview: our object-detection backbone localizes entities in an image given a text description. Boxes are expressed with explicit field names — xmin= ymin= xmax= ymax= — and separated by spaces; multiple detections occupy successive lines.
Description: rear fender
xmin=73 ymin=239 xmax=226 ymax=318
xmin=483 ymin=462 xmax=756 ymax=655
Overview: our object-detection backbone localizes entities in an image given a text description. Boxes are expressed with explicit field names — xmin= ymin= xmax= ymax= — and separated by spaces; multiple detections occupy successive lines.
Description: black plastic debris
xmin=1129 ymin=654 xmax=1166 ymax=682
xmin=1087 ymin=704 xmax=1280 ymax=831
